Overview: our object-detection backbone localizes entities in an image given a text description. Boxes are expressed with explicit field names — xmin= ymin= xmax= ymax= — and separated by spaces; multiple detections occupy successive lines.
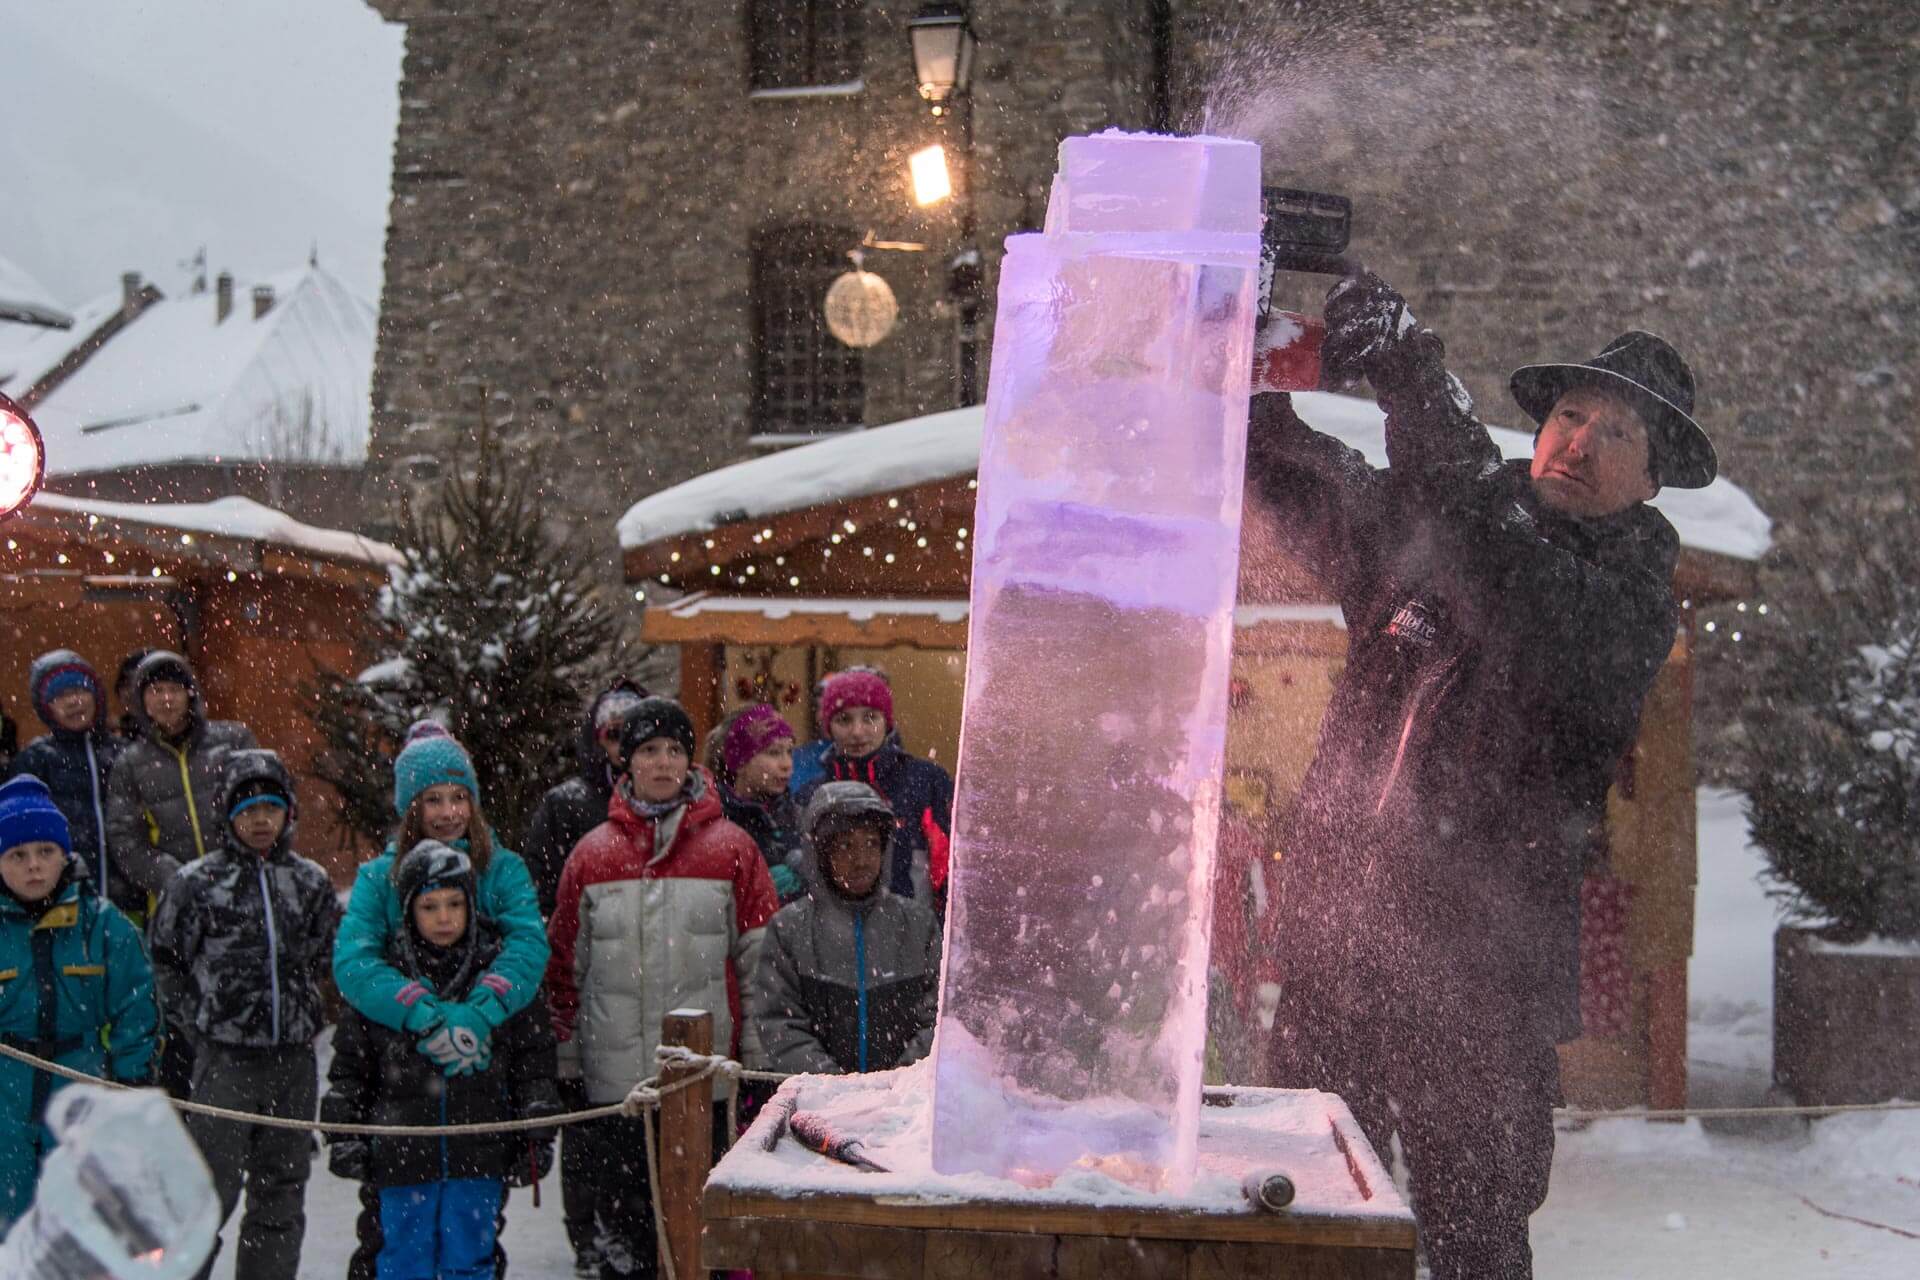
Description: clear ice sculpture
xmin=930 ymin=131 xmax=1261 ymax=1192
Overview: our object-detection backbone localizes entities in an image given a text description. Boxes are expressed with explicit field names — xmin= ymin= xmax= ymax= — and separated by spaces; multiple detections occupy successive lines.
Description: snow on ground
xmin=226 ymin=788 xmax=1918 ymax=1276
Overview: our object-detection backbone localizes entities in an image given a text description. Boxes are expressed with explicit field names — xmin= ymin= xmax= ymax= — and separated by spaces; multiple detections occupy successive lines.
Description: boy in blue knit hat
xmin=0 ymin=774 xmax=157 ymax=1229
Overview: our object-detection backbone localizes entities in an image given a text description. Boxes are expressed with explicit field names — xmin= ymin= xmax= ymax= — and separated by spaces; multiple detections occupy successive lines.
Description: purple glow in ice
xmin=931 ymin=131 xmax=1261 ymax=1192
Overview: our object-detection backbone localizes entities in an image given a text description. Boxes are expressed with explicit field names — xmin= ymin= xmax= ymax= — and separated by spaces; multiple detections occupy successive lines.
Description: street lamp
xmin=908 ymin=1 xmax=977 ymax=111
xmin=0 ymin=392 xmax=46 ymax=523
xmin=907 ymin=3 xmax=982 ymax=406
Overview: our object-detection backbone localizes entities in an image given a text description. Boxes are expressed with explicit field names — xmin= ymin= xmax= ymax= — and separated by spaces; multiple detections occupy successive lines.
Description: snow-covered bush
xmin=307 ymin=407 xmax=634 ymax=847
xmin=1741 ymin=508 xmax=1920 ymax=940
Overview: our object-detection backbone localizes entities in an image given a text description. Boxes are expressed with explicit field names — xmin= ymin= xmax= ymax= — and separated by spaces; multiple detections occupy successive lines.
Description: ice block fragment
xmin=931 ymin=132 xmax=1262 ymax=1193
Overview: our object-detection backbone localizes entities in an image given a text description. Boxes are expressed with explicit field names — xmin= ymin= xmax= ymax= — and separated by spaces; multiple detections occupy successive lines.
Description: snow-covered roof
xmin=25 ymin=490 xmax=402 ymax=568
xmin=617 ymin=395 xmax=1773 ymax=562
xmin=0 ymin=254 xmax=72 ymax=341
xmin=0 ymin=264 xmax=375 ymax=475
xmin=657 ymin=594 xmax=1350 ymax=631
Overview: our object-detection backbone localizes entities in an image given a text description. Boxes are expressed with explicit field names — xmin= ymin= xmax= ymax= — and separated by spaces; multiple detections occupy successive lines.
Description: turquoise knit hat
xmin=393 ymin=723 xmax=481 ymax=817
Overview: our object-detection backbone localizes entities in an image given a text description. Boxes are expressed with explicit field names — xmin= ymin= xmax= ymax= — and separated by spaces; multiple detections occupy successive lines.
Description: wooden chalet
xmin=1 ymin=492 xmax=396 ymax=883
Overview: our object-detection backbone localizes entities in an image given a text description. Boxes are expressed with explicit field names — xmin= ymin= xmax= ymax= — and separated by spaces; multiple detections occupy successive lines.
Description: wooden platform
xmin=702 ymin=1078 xmax=1417 ymax=1279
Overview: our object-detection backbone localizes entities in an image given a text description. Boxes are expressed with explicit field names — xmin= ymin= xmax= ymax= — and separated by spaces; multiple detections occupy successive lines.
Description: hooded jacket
xmin=745 ymin=782 xmax=941 ymax=1075
xmin=7 ymin=652 xmax=127 ymax=911
xmin=102 ymin=651 xmax=258 ymax=901
xmin=545 ymin=768 xmax=779 ymax=1104
xmin=523 ymin=678 xmax=647 ymax=916
xmin=1245 ymin=324 xmax=1678 ymax=1043
xmin=322 ymin=846 xmax=559 ymax=1188
xmin=796 ymin=740 xmax=953 ymax=903
xmin=0 ymin=861 xmax=157 ymax=1225
xmin=148 ymin=751 xmax=339 ymax=1051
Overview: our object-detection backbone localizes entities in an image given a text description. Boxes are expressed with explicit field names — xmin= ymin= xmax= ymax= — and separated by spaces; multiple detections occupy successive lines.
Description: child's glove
xmin=509 ymin=1135 xmax=556 ymax=1187
xmin=416 ymin=1020 xmax=492 ymax=1077
xmin=769 ymin=863 xmax=802 ymax=900
xmin=461 ymin=973 xmax=515 ymax=1033
xmin=398 ymin=990 xmax=446 ymax=1036
xmin=328 ymin=1139 xmax=372 ymax=1182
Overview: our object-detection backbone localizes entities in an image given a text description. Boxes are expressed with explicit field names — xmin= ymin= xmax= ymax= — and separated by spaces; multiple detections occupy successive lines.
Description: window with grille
xmin=752 ymin=225 xmax=864 ymax=434
xmin=748 ymin=0 xmax=864 ymax=92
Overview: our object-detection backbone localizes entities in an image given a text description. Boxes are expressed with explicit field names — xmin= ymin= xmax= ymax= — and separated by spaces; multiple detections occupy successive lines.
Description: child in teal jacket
xmin=0 ymin=774 xmax=157 ymax=1228
xmin=331 ymin=724 xmax=547 ymax=1073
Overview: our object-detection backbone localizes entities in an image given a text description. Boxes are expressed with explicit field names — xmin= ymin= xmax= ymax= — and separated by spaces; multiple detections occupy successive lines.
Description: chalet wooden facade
xmin=1 ymin=492 xmax=394 ymax=883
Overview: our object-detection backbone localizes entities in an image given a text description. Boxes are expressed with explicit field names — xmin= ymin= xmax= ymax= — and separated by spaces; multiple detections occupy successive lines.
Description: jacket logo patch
xmin=1385 ymin=598 xmax=1441 ymax=650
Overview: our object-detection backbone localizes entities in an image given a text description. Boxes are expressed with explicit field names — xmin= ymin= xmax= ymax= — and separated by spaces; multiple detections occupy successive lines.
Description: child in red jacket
xmin=545 ymin=697 xmax=777 ymax=1279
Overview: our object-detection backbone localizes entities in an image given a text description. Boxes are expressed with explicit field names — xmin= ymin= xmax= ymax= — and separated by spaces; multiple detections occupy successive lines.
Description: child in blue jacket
xmin=0 ymin=774 xmax=156 ymax=1229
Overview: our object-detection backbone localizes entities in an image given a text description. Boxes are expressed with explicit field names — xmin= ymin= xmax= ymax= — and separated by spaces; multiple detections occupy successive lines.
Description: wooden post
xmin=678 ymin=641 xmax=724 ymax=745
xmin=658 ymin=1008 xmax=714 ymax=1279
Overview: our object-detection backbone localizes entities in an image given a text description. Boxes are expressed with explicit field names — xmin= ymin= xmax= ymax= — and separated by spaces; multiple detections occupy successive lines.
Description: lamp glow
xmin=910 ymin=144 xmax=952 ymax=205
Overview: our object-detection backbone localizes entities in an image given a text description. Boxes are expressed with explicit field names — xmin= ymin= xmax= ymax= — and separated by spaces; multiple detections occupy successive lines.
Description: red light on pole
xmin=0 ymin=391 xmax=46 ymax=522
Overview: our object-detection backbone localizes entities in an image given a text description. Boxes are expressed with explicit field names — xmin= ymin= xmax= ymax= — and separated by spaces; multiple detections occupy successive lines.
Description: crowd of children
xmin=0 ymin=651 xmax=951 ymax=1279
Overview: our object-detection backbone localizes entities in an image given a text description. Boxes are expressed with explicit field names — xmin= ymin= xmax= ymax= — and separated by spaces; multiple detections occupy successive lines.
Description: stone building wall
xmin=364 ymin=0 xmax=1164 ymax=574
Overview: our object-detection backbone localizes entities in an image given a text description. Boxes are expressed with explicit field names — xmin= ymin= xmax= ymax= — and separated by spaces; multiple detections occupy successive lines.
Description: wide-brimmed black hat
xmin=1509 ymin=331 xmax=1717 ymax=489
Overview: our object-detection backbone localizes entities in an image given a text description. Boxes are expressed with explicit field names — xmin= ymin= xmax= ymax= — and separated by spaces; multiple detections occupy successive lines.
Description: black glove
xmin=328 ymin=1139 xmax=372 ymax=1182
xmin=1320 ymin=270 xmax=1411 ymax=388
xmin=509 ymin=1134 xmax=555 ymax=1187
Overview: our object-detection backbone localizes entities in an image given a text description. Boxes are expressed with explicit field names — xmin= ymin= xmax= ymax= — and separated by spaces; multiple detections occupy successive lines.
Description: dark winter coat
xmin=322 ymin=923 xmax=560 ymax=1187
xmin=148 ymin=752 xmax=340 ymax=1050
xmin=718 ymin=781 xmax=806 ymax=903
xmin=7 ymin=652 xmax=128 ymax=912
xmin=0 ymin=865 xmax=158 ymax=1225
xmin=745 ymin=784 xmax=941 ymax=1075
xmin=1246 ymin=334 xmax=1678 ymax=1043
xmin=523 ymin=679 xmax=647 ymax=916
xmin=797 ymin=742 xmax=953 ymax=902
xmin=103 ymin=652 xmax=258 ymax=901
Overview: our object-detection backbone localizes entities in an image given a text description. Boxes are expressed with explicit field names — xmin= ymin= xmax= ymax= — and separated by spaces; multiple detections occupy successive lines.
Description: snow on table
xmin=710 ymin=1059 xmax=1410 ymax=1231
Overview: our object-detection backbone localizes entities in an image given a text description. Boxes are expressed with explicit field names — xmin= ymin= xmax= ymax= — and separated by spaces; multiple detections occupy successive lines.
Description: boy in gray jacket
xmin=746 ymin=782 xmax=941 ymax=1075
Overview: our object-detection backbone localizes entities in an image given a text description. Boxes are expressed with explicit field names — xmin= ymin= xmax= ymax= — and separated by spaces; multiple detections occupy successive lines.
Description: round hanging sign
xmin=823 ymin=269 xmax=899 ymax=348
xmin=0 ymin=392 xmax=46 ymax=523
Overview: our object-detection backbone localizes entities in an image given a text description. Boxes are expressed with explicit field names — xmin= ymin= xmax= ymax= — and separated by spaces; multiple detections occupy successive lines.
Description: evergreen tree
xmin=1739 ymin=502 xmax=1920 ymax=940
xmin=309 ymin=398 xmax=635 ymax=849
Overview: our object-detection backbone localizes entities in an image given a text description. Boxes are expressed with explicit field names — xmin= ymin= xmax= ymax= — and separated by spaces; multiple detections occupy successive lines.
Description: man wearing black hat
xmin=1247 ymin=272 xmax=1716 ymax=1280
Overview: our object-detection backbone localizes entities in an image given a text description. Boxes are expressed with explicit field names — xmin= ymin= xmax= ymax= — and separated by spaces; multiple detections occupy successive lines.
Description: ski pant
xmin=558 ymin=1077 xmax=605 ymax=1256
xmin=1267 ymin=960 xmax=1558 ymax=1280
xmin=157 ymin=1025 xmax=195 ymax=1100
xmin=184 ymin=1042 xmax=317 ymax=1280
xmin=350 ymin=1182 xmax=509 ymax=1280
xmin=377 ymin=1177 xmax=503 ymax=1280
xmin=587 ymin=1104 xmax=730 ymax=1280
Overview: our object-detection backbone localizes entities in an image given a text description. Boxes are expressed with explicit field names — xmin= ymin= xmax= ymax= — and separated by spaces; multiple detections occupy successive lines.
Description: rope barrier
xmin=8 ymin=1036 xmax=1916 ymax=1135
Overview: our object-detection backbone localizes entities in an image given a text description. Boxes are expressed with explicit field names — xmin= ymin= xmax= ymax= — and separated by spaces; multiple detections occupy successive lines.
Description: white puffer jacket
xmin=545 ymin=771 xmax=779 ymax=1104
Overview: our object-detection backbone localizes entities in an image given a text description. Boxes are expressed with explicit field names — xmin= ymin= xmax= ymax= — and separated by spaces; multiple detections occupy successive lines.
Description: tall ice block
xmin=931 ymin=132 xmax=1261 ymax=1192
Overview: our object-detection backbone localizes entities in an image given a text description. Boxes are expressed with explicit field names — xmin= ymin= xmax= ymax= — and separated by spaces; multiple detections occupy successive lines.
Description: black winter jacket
xmin=1247 ymin=333 xmax=1678 ymax=1044
xmin=7 ymin=652 xmax=128 ymax=912
xmin=718 ymin=782 xmax=805 ymax=903
xmin=148 ymin=752 xmax=340 ymax=1050
xmin=797 ymin=743 xmax=953 ymax=902
xmin=321 ymin=923 xmax=560 ymax=1186
xmin=522 ymin=679 xmax=647 ymax=916
xmin=104 ymin=652 xmax=258 ymax=899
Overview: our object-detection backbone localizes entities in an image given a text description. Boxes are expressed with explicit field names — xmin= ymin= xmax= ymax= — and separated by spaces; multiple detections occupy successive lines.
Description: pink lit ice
xmin=931 ymin=131 xmax=1261 ymax=1192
